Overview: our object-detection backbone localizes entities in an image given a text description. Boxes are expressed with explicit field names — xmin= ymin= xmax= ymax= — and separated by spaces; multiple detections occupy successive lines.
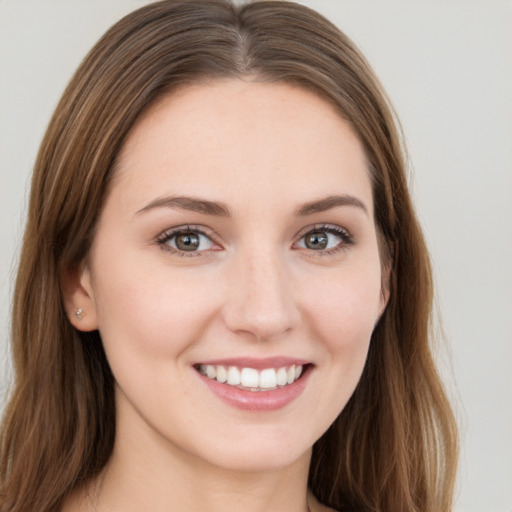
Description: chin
xmin=196 ymin=438 xmax=313 ymax=474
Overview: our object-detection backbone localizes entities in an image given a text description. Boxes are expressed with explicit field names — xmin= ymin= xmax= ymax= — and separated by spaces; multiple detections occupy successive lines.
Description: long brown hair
xmin=0 ymin=1 xmax=458 ymax=510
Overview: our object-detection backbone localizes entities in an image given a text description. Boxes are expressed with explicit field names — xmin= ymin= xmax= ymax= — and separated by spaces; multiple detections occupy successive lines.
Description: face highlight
xmin=73 ymin=80 xmax=388 ymax=473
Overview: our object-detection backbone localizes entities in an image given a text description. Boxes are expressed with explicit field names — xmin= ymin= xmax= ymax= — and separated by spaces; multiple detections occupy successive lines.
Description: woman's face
xmin=74 ymin=80 xmax=388 ymax=472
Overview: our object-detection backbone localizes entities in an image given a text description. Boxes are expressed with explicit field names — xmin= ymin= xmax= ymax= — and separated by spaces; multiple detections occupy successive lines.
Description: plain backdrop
xmin=0 ymin=1 xmax=511 ymax=511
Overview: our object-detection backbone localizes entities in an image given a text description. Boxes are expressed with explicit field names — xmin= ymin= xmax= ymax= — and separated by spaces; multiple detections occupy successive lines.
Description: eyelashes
xmin=156 ymin=225 xmax=221 ymax=257
xmin=156 ymin=223 xmax=355 ymax=258
xmin=294 ymin=225 xmax=354 ymax=255
xmin=157 ymin=226 xmax=217 ymax=253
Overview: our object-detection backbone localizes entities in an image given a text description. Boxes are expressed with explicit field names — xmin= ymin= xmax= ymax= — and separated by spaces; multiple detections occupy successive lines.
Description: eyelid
xmin=155 ymin=222 xmax=354 ymax=258
xmin=293 ymin=223 xmax=352 ymax=239
xmin=156 ymin=224 xmax=222 ymax=257
xmin=292 ymin=223 xmax=355 ymax=255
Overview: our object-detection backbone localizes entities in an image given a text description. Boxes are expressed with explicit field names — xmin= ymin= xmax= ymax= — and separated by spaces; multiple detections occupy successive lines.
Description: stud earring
xmin=74 ymin=308 xmax=85 ymax=321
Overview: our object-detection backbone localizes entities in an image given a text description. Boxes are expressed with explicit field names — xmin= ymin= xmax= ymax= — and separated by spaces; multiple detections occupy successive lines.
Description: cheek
xmin=301 ymin=262 xmax=383 ymax=348
xmin=91 ymin=254 xmax=218 ymax=361
xmin=286 ymin=261 xmax=383 ymax=436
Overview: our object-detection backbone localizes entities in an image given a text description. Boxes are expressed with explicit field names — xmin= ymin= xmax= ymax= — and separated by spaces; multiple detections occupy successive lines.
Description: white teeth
xmin=241 ymin=368 xmax=259 ymax=388
xmin=199 ymin=364 xmax=305 ymax=390
xmin=227 ymin=366 xmax=241 ymax=385
xmin=259 ymin=368 xmax=277 ymax=389
xmin=216 ymin=365 xmax=227 ymax=383
xmin=276 ymin=367 xmax=288 ymax=386
xmin=206 ymin=365 xmax=216 ymax=379
xmin=287 ymin=365 xmax=295 ymax=384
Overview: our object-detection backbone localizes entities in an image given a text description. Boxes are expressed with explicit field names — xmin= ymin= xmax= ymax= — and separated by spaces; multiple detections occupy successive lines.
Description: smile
xmin=194 ymin=358 xmax=312 ymax=411
xmin=197 ymin=364 xmax=304 ymax=391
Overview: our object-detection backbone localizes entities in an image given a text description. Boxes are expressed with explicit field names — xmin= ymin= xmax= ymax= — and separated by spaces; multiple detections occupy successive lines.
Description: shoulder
xmin=310 ymin=499 xmax=342 ymax=512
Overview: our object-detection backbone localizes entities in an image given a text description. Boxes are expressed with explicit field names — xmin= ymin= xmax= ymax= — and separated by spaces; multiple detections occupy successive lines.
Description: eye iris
xmin=176 ymin=233 xmax=200 ymax=251
xmin=305 ymin=231 xmax=328 ymax=250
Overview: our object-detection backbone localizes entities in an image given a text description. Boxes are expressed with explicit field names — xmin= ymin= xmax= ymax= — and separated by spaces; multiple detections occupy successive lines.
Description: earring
xmin=74 ymin=308 xmax=85 ymax=321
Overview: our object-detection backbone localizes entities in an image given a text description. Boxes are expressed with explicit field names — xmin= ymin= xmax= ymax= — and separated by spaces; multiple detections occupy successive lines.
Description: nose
xmin=222 ymin=249 xmax=300 ymax=342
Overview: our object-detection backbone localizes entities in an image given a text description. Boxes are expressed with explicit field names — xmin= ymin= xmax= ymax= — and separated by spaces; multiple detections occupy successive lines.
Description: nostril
xmin=222 ymin=305 xmax=299 ymax=342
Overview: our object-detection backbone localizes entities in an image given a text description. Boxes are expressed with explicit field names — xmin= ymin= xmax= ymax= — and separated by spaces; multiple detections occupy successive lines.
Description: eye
xmin=295 ymin=225 xmax=354 ymax=254
xmin=157 ymin=226 xmax=217 ymax=256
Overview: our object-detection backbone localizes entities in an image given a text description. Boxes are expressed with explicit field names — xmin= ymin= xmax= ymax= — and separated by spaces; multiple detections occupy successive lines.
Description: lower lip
xmin=196 ymin=366 xmax=311 ymax=411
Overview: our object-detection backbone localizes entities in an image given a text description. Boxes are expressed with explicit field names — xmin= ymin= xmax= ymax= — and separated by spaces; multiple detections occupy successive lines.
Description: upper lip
xmin=193 ymin=357 xmax=311 ymax=370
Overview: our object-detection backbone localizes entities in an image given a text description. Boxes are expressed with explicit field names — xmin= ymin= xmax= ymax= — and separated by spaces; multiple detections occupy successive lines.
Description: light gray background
xmin=1 ymin=1 xmax=511 ymax=511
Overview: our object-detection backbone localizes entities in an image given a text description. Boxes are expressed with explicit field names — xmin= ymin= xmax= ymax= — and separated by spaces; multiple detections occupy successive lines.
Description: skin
xmin=63 ymin=80 xmax=388 ymax=512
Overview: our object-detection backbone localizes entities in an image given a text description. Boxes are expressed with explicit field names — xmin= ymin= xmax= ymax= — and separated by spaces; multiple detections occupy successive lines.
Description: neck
xmin=94 ymin=444 xmax=312 ymax=512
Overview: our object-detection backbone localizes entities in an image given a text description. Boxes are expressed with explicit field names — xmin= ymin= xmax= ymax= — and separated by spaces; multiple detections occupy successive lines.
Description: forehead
xmin=112 ymin=79 xmax=373 ymax=216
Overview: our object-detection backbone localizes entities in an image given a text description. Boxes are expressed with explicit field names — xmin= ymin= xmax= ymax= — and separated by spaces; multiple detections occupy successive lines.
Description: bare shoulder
xmin=319 ymin=505 xmax=339 ymax=512
xmin=60 ymin=494 xmax=84 ymax=512
xmin=60 ymin=485 xmax=97 ymax=512
xmin=309 ymin=493 xmax=340 ymax=512
xmin=312 ymin=504 xmax=339 ymax=512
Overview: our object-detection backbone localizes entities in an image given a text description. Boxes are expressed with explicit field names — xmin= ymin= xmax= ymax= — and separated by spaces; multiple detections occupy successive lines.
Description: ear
xmin=61 ymin=264 xmax=99 ymax=332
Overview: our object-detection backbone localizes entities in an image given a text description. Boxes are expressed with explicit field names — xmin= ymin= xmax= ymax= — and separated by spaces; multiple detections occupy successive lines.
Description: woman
xmin=0 ymin=1 xmax=458 ymax=511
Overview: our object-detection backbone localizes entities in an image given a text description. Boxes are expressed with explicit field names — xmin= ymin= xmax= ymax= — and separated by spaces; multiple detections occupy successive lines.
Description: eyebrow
xmin=136 ymin=194 xmax=368 ymax=217
xmin=293 ymin=195 xmax=368 ymax=217
xmin=136 ymin=196 xmax=230 ymax=216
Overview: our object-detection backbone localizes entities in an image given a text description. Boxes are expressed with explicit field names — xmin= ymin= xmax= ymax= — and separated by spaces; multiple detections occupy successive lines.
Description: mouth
xmin=194 ymin=363 xmax=307 ymax=391
xmin=193 ymin=358 xmax=312 ymax=411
